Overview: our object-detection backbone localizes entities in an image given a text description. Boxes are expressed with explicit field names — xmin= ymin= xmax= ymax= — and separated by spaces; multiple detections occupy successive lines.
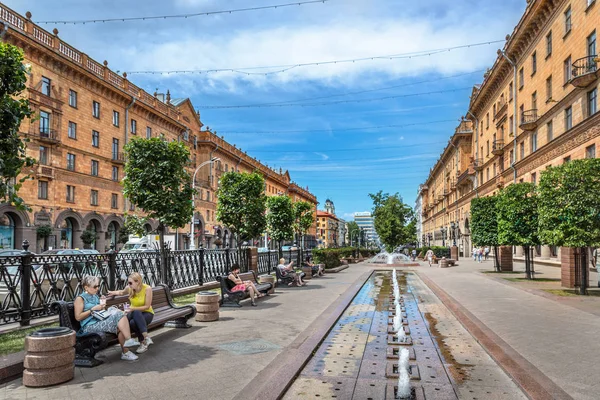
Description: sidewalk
xmin=0 ymin=266 xmax=368 ymax=400
xmin=416 ymin=258 xmax=600 ymax=400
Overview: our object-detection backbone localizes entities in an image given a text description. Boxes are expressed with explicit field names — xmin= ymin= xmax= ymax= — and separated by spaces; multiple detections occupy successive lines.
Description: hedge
xmin=312 ymin=247 xmax=378 ymax=268
xmin=416 ymin=246 xmax=450 ymax=258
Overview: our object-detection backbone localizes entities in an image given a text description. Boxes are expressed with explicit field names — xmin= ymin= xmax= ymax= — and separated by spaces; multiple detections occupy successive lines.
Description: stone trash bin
xmin=195 ymin=291 xmax=220 ymax=322
xmin=259 ymin=275 xmax=276 ymax=294
xmin=23 ymin=327 xmax=76 ymax=387
xmin=439 ymin=257 xmax=449 ymax=268
xmin=301 ymin=266 xmax=313 ymax=280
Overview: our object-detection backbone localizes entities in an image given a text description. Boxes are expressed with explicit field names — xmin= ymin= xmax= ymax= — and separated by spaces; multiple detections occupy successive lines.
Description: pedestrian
xmin=411 ymin=249 xmax=417 ymax=261
xmin=472 ymin=247 xmax=477 ymax=261
xmin=484 ymin=246 xmax=490 ymax=260
xmin=477 ymin=248 xmax=483 ymax=263
xmin=425 ymin=249 xmax=434 ymax=267
xmin=277 ymin=258 xmax=306 ymax=286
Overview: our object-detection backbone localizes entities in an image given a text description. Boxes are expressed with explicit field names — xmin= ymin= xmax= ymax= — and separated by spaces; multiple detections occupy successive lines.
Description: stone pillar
xmin=540 ymin=245 xmax=551 ymax=260
xmin=499 ymin=246 xmax=513 ymax=272
xmin=560 ymin=247 xmax=576 ymax=288
xmin=450 ymin=246 xmax=458 ymax=260
xmin=515 ymin=246 xmax=523 ymax=257
xmin=247 ymin=247 xmax=258 ymax=275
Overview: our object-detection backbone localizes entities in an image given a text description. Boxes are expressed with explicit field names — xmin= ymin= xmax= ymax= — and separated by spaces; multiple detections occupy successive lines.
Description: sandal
xmin=251 ymin=301 xmax=257 ymax=307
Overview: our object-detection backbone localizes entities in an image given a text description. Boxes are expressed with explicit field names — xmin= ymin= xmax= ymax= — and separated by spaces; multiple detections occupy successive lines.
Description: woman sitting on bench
xmin=303 ymin=256 xmax=324 ymax=276
xmin=227 ymin=264 xmax=264 ymax=306
xmin=278 ymin=258 xmax=306 ymax=286
xmin=74 ymin=275 xmax=139 ymax=361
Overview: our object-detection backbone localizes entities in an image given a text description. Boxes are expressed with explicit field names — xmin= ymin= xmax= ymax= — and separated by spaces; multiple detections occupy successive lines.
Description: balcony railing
xmin=455 ymin=120 xmax=473 ymax=134
xmin=492 ymin=139 xmax=505 ymax=155
xmin=38 ymin=129 xmax=60 ymax=144
xmin=520 ymin=109 xmax=538 ymax=131
xmin=571 ymin=55 xmax=599 ymax=88
xmin=473 ymin=158 xmax=484 ymax=171
xmin=111 ymin=152 xmax=126 ymax=164
xmin=36 ymin=166 xmax=54 ymax=180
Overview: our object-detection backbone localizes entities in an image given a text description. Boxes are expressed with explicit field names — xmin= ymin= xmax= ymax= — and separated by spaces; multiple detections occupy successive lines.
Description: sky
xmin=10 ymin=0 xmax=526 ymax=221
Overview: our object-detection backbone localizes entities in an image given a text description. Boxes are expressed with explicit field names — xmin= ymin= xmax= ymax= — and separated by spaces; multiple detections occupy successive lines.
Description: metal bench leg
xmin=74 ymin=336 xmax=107 ymax=368
xmin=165 ymin=317 xmax=192 ymax=328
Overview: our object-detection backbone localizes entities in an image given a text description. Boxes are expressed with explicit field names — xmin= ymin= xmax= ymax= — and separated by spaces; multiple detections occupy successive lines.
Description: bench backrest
xmin=219 ymin=271 xmax=258 ymax=292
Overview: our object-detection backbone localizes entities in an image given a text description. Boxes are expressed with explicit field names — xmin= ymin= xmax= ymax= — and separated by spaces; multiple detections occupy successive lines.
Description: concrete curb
xmin=233 ymin=268 xmax=373 ymax=400
xmin=417 ymin=272 xmax=573 ymax=400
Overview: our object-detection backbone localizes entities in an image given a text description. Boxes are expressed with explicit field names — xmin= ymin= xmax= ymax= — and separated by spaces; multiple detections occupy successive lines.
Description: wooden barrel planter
xmin=195 ymin=291 xmax=220 ymax=322
xmin=23 ymin=327 xmax=76 ymax=387
xmin=259 ymin=275 xmax=276 ymax=294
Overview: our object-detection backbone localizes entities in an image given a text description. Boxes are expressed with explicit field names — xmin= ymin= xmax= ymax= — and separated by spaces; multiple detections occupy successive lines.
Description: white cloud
xmin=314 ymin=152 xmax=329 ymax=160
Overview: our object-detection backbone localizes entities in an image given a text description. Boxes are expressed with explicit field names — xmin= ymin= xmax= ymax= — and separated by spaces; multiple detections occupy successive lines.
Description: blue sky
xmin=12 ymin=0 xmax=526 ymax=221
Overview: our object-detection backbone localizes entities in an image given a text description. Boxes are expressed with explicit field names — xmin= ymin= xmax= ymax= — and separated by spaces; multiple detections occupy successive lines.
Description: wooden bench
xmin=273 ymin=266 xmax=306 ymax=286
xmin=216 ymin=271 xmax=272 ymax=308
xmin=51 ymin=284 xmax=196 ymax=368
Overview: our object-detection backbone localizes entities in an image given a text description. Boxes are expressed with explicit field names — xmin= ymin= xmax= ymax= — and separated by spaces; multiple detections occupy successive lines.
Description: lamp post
xmin=190 ymin=157 xmax=220 ymax=250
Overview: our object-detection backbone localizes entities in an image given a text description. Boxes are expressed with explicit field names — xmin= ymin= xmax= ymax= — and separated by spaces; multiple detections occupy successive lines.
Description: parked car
xmin=0 ymin=249 xmax=39 ymax=308
xmin=257 ymin=247 xmax=270 ymax=253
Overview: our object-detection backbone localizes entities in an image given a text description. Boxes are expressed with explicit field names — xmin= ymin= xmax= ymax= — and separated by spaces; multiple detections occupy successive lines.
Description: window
xmin=38 ymin=181 xmax=48 ymax=199
xmin=206 ymin=210 xmax=210 ymax=221
xmin=493 ymin=163 xmax=496 ymax=177
xmin=207 ymin=191 xmax=211 ymax=202
xmin=509 ymin=82 xmax=514 ymax=101
xmin=588 ymin=30 xmax=597 ymax=56
xmin=531 ymin=51 xmax=537 ymax=75
xmin=563 ymin=156 xmax=571 ymax=163
xmin=546 ymin=31 xmax=553 ymax=57
xmin=90 ymin=190 xmax=98 ymax=206
xmin=588 ymin=88 xmax=598 ymax=116
xmin=91 ymin=160 xmax=99 ymax=176
xmin=486 ymin=168 xmax=489 ymax=181
xmin=66 ymin=185 xmax=75 ymax=203
xmin=69 ymin=90 xmax=77 ymax=108
xmin=113 ymin=111 xmax=120 ymax=127
xmin=510 ymin=150 xmax=514 ymax=164
xmin=531 ymin=131 xmax=538 ymax=152
xmin=183 ymin=131 xmax=189 ymax=141
xmin=193 ymin=136 xmax=197 ymax=149
xmin=546 ymin=76 xmax=552 ymax=101
xmin=532 ymin=91 xmax=537 ymax=110
xmin=520 ymin=142 xmax=525 ymax=160
xmin=92 ymin=130 xmax=99 ymax=147
xmin=519 ymin=68 xmax=524 ymax=89
xmin=564 ymin=6 xmax=572 ymax=35
xmin=110 ymin=166 xmax=118 ymax=181
xmin=111 ymin=194 xmax=118 ymax=209
xmin=39 ymin=111 xmax=50 ymax=135
xmin=41 ymin=76 xmax=51 ymax=96
xmin=129 ymin=202 xmax=135 ymax=211
xmin=565 ymin=106 xmax=573 ymax=130
xmin=66 ymin=153 xmax=76 ymax=171
xmin=531 ymin=172 xmax=537 ymax=185
xmin=130 ymin=119 xmax=137 ymax=134
xmin=68 ymin=121 xmax=77 ymax=139
xmin=486 ymin=140 xmax=490 ymax=156
xmin=520 ymin=104 xmax=525 ymax=123
xmin=112 ymin=138 xmax=119 ymax=159
xmin=39 ymin=146 xmax=48 ymax=165
xmin=586 ymin=144 xmax=596 ymax=158
xmin=564 ymin=56 xmax=572 ymax=83
xmin=92 ymin=101 xmax=100 ymax=118
xmin=146 ymin=126 xmax=152 ymax=139
xmin=547 ymin=120 xmax=553 ymax=142
xmin=509 ymin=116 xmax=514 ymax=135
xmin=486 ymin=113 xmax=490 ymax=128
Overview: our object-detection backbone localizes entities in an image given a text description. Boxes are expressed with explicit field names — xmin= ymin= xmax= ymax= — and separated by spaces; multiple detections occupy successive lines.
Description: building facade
xmin=337 ymin=218 xmax=347 ymax=247
xmin=316 ymin=210 xmax=339 ymax=248
xmin=420 ymin=0 xmax=600 ymax=261
xmin=0 ymin=4 xmax=317 ymax=252
xmin=414 ymin=189 xmax=423 ymax=247
xmin=353 ymin=212 xmax=379 ymax=246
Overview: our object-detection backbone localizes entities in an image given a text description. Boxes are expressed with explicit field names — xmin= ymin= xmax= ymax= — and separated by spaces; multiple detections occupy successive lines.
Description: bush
xmin=416 ymin=246 xmax=450 ymax=258
xmin=312 ymin=247 xmax=377 ymax=268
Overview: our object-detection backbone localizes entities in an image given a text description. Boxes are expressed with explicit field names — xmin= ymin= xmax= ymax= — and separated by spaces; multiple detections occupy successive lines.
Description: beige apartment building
xmin=0 ymin=4 xmax=317 ymax=253
xmin=420 ymin=0 xmax=599 ymax=260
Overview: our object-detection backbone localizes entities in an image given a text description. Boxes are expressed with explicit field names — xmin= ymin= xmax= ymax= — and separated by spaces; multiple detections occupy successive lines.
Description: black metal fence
xmin=256 ymin=249 xmax=313 ymax=275
xmin=0 ymin=242 xmax=249 ymax=326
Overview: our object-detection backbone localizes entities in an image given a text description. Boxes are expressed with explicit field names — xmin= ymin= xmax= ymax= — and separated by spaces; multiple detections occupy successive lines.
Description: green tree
xmin=122 ymin=137 xmax=194 ymax=256
xmin=538 ymin=159 xmax=600 ymax=294
xmin=292 ymin=201 xmax=314 ymax=248
xmin=80 ymin=229 xmax=98 ymax=249
xmin=347 ymin=221 xmax=360 ymax=245
xmin=266 ymin=195 xmax=294 ymax=258
xmin=123 ymin=213 xmax=149 ymax=237
xmin=216 ymin=171 xmax=267 ymax=246
xmin=368 ymin=191 xmax=414 ymax=253
xmin=496 ymin=182 xmax=539 ymax=279
xmin=470 ymin=196 xmax=501 ymax=271
xmin=0 ymin=43 xmax=35 ymax=209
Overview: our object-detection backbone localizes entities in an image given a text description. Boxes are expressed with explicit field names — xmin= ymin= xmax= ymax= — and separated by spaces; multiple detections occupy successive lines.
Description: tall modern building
xmin=353 ymin=212 xmax=379 ymax=246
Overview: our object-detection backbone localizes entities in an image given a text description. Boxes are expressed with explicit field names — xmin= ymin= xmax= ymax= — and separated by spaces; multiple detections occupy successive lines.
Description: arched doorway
xmin=0 ymin=214 xmax=15 ymax=249
xmin=59 ymin=219 xmax=74 ymax=249
xmin=107 ymin=221 xmax=119 ymax=249
xmin=84 ymin=220 xmax=100 ymax=249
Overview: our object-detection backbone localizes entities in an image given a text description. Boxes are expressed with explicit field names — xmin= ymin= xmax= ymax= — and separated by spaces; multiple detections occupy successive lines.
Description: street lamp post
xmin=190 ymin=157 xmax=220 ymax=250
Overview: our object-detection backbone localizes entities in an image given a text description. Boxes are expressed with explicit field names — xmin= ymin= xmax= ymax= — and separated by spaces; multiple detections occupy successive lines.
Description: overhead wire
xmin=35 ymin=0 xmax=330 ymax=25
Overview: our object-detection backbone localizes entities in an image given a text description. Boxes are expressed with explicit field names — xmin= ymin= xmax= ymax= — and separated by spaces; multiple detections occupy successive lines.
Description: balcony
xmin=455 ymin=120 xmax=473 ymax=134
xmin=450 ymin=179 xmax=457 ymax=190
xmin=570 ymin=55 xmax=599 ymax=88
xmin=520 ymin=109 xmax=538 ymax=131
xmin=492 ymin=139 xmax=505 ymax=155
xmin=419 ymin=184 xmax=428 ymax=194
xmin=496 ymin=175 xmax=505 ymax=189
xmin=36 ymin=165 xmax=54 ymax=180
xmin=437 ymin=194 xmax=444 ymax=202
xmin=38 ymin=129 xmax=60 ymax=145
xmin=494 ymin=100 xmax=508 ymax=121
xmin=443 ymin=188 xmax=450 ymax=196
xmin=111 ymin=152 xmax=126 ymax=164
xmin=473 ymin=158 xmax=484 ymax=171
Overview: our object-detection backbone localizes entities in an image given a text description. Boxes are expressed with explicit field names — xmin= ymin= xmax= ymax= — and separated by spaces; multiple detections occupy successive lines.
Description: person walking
xmin=472 ymin=247 xmax=477 ymax=261
xmin=411 ymin=249 xmax=417 ymax=261
xmin=484 ymin=246 xmax=490 ymax=261
xmin=425 ymin=249 xmax=434 ymax=267
xmin=477 ymin=248 xmax=483 ymax=263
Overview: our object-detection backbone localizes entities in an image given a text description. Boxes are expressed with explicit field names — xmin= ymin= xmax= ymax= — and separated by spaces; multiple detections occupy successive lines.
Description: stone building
xmin=316 ymin=210 xmax=339 ymax=248
xmin=0 ymin=4 xmax=316 ymax=252
xmin=420 ymin=0 xmax=599 ymax=261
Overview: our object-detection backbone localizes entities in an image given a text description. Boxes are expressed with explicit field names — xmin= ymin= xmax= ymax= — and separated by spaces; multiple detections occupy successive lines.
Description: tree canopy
xmin=347 ymin=221 xmax=360 ymax=244
xmin=292 ymin=200 xmax=314 ymax=240
xmin=266 ymin=195 xmax=294 ymax=246
xmin=496 ymin=182 xmax=539 ymax=246
xmin=122 ymin=137 xmax=194 ymax=238
xmin=368 ymin=191 xmax=414 ymax=252
xmin=0 ymin=43 xmax=34 ymax=209
xmin=470 ymin=196 xmax=499 ymax=247
xmin=216 ymin=171 xmax=267 ymax=243
xmin=538 ymin=159 xmax=600 ymax=247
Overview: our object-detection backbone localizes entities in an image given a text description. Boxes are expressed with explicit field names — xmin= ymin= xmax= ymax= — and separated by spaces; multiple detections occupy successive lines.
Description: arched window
xmin=0 ymin=214 xmax=15 ymax=249
xmin=60 ymin=219 xmax=74 ymax=249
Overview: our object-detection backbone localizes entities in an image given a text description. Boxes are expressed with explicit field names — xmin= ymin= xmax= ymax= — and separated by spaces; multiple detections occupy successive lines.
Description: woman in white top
xmin=425 ymin=249 xmax=434 ymax=267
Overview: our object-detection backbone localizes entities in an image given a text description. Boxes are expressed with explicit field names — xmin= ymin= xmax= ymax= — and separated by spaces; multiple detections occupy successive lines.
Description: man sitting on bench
xmin=227 ymin=264 xmax=264 ymax=306
xmin=277 ymin=258 xmax=306 ymax=286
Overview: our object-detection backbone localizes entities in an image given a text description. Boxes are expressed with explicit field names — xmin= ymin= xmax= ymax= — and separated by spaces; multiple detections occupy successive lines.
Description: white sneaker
xmin=123 ymin=338 xmax=140 ymax=348
xmin=145 ymin=337 xmax=153 ymax=346
xmin=121 ymin=351 xmax=139 ymax=361
xmin=136 ymin=341 xmax=149 ymax=354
